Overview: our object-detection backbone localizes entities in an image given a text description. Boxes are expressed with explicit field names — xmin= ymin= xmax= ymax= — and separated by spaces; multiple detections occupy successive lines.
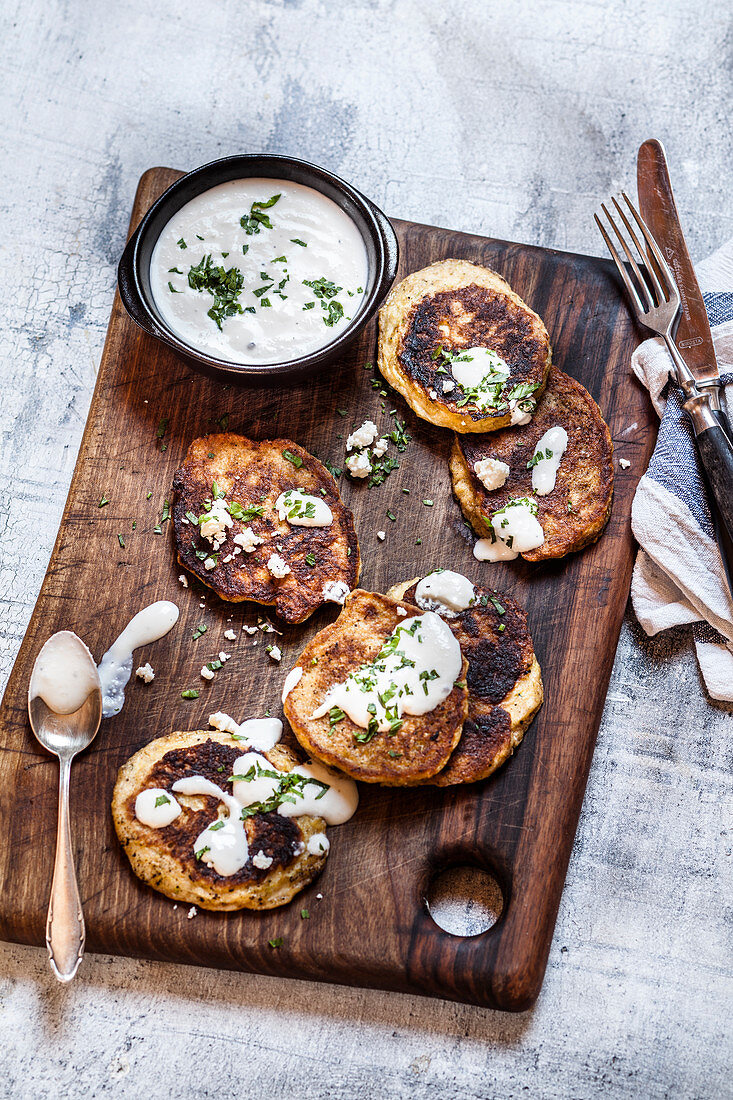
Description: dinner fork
xmin=595 ymin=192 xmax=733 ymax=560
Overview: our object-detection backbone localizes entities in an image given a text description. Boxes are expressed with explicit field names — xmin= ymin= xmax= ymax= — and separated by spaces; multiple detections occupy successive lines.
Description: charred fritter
xmin=451 ymin=367 xmax=614 ymax=560
xmin=378 ymin=259 xmax=551 ymax=432
xmin=173 ymin=434 xmax=360 ymax=623
xmin=284 ymin=590 xmax=469 ymax=786
xmin=112 ymin=730 xmax=329 ymax=911
xmin=388 ymin=576 xmax=542 ymax=785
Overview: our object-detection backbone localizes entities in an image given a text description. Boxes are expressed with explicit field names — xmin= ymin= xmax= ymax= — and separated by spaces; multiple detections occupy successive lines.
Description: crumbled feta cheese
xmin=224 ymin=629 xmax=237 ymax=641
xmin=442 ymin=379 xmax=455 ymax=393
xmin=377 ymin=531 xmax=386 ymax=541
xmin=209 ymin=711 xmax=240 ymax=735
xmin=252 ymin=850 xmax=273 ymax=870
xmin=187 ymin=906 xmax=197 ymax=919
xmin=203 ymin=557 xmax=217 ymax=571
xmin=371 ymin=437 xmax=389 ymax=458
xmin=619 ymin=458 xmax=631 ymax=469
xmin=345 ymin=452 xmax=372 ymax=479
xmin=267 ymin=553 xmax=291 ymax=579
xmin=323 ymin=580 xmax=350 ymax=604
xmin=200 ymin=666 xmax=215 ymax=681
xmin=233 ymin=526 xmax=263 ymax=553
xmin=428 ymin=389 xmax=438 ymax=400
xmin=396 ymin=607 xmax=407 ymax=617
xmin=219 ymin=651 xmax=230 ymax=662
xmin=267 ymin=645 xmax=282 ymax=662
xmin=474 ymin=456 xmax=511 ymax=491
xmin=316 ymin=893 xmax=323 ymax=900
xmin=243 ymin=625 xmax=258 ymax=635
xmin=346 ymin=419 xmax=378 ymax=451
xmin=178 ymin=574 xmax=188 ymax=588
xmin=199 ymin=498 xmax=232 ymax=550
xmin=135 ymin=662 xmax=155 ymax=683
xmin=221 ymin=554 xmax=232 ymax=564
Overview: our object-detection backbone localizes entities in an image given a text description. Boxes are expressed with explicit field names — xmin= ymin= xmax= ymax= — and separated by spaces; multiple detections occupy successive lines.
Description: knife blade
xmin=636 ymin=139 xmax=721 ymax=385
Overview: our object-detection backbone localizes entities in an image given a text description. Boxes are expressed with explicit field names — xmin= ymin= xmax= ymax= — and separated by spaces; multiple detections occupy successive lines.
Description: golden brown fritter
xmin=451 ymin=367 xmax=614 ymax=560
xmin=387 ymin=578 xmax=542 ymax=785
xmin=172 ymin=434 xmax=360 ymax=623
xmin=112 ymin=730 xmax=328 ymax=911
xmin=283 ymin=590 xmax=469 ymax=785
xmin=378 ymin=259 xmax=551 ymax=432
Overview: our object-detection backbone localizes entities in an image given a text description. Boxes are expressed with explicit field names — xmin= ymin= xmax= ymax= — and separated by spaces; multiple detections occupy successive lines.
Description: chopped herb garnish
xmin=489 ymin=596 xmax=505 ymax=615
xmin=217 ymin=413 xmax=229 ymax=430
xmin=192 ymin=623 xmax=208 ymax=640
xmin=187 ymin=254 xmax=245 ymax=330
xmin=283 ymin=450 xmax=303 ymax=469
xmin=98 ymin=495 xmax=109 ymax=507
xmin=302 ymin=301 xmax=315 ymax=310
xmin=154 ymin=794 xmax=170 ymax=807
xmin=240 ymin=194 xmax=281 ymax=235
xmin=422 ymin=499 xmax=434 ymax=507
xmin=300 ymin=908 xmax=310 ymax=919
xmin=146 ymin=490 xmax=152 ymax=500
xmin=117 ymin=534 xmax=125 ymax=548
xmin=209 ymin=819 xmax=225 ymax=831
xmin=291 ymin=238 xmax=307 ymax=247
xmin=268 ymin=937 xmax=283 ymax=948
xmin=168 ymin=281 xmax=181 ymax=293
xmin=195 ymin=845 xmax=210 ymax=860
xmin=182 ymin=689 xmax=200 ymax=699
xmin=156 ymin=417 xmax=169 ymax=440
xmin=168 ymin=267 xmax=183 ymax=274
xmin=305 ymin=552 xmax=316 ymax=566
xmin=177 ymin=238 xmax=187 ymax=249
xmin=386 ymin=510 xmax=396 ymax=522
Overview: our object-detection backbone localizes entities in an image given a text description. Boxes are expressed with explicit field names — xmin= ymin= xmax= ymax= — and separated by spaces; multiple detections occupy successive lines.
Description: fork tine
xmin=602 ymin=200 xmax=653 ymax=309
xmin=598 ymin=202 xmax=652 ymax=310
xmin=610 ymin=196 xmax=666 ymax=307
xmin=620 ymin=191 xmax=678 ymax=305
xmin=594 ymin=211 xmax=646 ymax=316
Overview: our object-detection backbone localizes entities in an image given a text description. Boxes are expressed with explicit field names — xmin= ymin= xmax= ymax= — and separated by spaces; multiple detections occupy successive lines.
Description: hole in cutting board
xmin=425 ymin=865 xmax=504 ymax=937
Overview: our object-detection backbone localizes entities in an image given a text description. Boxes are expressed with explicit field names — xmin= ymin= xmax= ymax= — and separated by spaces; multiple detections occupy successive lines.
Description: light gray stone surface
xmin=1 ymin=1 xmax=731 ymax=1097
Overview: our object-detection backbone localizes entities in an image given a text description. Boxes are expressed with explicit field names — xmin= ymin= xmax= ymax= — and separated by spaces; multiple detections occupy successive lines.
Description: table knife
xmin=637 ymin=138 xmax=733 ymax=597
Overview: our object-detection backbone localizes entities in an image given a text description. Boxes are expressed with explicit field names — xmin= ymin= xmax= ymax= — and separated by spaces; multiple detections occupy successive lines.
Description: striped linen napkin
xmin=630 ymin=240 xmax=733 ymax=701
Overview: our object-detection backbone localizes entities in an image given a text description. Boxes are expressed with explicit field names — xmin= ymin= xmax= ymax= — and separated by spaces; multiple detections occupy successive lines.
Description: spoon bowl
xmin=28 ymin=631 xmax=102 ymax=983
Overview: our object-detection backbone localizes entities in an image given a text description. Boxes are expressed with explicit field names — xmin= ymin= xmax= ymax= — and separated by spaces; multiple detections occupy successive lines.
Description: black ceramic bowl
xmin=117 ymin=154 xmax=399 ymax=383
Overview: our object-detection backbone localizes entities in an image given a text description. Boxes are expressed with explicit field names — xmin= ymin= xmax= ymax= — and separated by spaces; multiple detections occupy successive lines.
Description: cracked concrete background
xmin=1 ymin=1 xmax=732 ymax=1097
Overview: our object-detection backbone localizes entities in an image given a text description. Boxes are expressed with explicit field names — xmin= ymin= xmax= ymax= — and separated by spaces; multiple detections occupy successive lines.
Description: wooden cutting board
xmin=0 ymin=168 xmax=651 ymax=1010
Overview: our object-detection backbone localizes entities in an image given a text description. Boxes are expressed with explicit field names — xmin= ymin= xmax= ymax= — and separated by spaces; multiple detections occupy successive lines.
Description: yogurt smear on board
xmin=149 ymin=179 xmax=369 ymax=365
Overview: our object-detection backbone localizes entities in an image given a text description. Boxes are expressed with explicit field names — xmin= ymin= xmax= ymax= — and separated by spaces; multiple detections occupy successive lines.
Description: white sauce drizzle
xmin=98 ymin=602 xmax=179 ymax=718
xmin=531 ymin=425 xmax=568 ymax=496
xmin=232 ymin=752 xmax=358 ymax=826
xmin=29 ymin=631 xmax=100 ymax=714
xmin=208 ymin=712 xmax=283 ymax=751
xmin=172 ymin=776 xmax=250 ymax=877
xmin=149 ymin=179 xmax=369 ymax=365
xmin=448 ymin=347 xmax=510 ymax=409
xmin=134 ymin=788 xmax=182 ymax=828
xmin=275 ymin=489 xmax=333 ymax=527
xmin=281 ymin=666 xmax=304 ymax=703
xmin=414 ymin=570 xmax=476 ymax=619
xmin=310 ymin=612 xmax=462 ymax=734
xmin=474 ymin=498 xmax=545 ymax=562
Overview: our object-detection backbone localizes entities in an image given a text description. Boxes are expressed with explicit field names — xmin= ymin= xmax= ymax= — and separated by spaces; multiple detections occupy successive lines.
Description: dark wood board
xmin=0 ymin=168 xmax=652 ymax=1010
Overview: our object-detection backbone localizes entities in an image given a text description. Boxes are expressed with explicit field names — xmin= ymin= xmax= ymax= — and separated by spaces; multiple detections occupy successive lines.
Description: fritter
xmin=283 ymin=590 xmax=469 ymax=785
xmin=112 ymin=730 xmax=328 ymax=911
xmin=451 ymin=367 xmax=614 ymax=560
xmin=378 ymin=259 xmax=551 ymax=432
xmin=173 ymin=434 xmax=360 ymax=623
xmin=388 ymin=577 xmax=543 ymax=785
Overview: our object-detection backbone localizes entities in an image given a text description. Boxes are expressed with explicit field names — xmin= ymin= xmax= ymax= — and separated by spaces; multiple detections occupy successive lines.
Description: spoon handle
xmin=46 ymin=754 xmax=85 ymax=982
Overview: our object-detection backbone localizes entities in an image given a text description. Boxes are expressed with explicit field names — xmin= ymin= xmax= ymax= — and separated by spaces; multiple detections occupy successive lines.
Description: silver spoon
xmin=28 ymin=632 xmax=102 ymax=982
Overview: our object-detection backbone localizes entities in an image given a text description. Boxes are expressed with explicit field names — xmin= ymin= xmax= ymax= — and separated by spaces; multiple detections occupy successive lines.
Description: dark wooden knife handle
xmin=695 ymin=423 xmax=733 ymax=549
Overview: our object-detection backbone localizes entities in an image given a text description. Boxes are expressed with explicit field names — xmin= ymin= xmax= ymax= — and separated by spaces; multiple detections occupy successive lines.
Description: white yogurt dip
xmin=474 ymin=497 xmax=545 ymax=561
xmin=149 ymin=179 xmax=369 ymax=365
xmin=414 ymin=570 xmax=476 ymax=618
xmin=98 ymin=601 xmax=179 ymax=718
xmin=29 ymin=631 xmax=100 ymax=714
xmin=530 ymin=425 xmax=568 ymax=496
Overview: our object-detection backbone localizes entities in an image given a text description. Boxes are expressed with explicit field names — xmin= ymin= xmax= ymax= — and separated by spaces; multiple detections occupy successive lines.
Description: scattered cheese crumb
xmin=316 ymin=893 xmax=323 ymax=900
xmin=199 ymin=498 xmax=232 ymax=550
xmin=346 ymin=419 xmax=378 ymax=450
xmin=252 ymin=850 xmax=274 ymax=870
xmin=323 ymin=580 xmax=350 ymax=604
xmin=345 ymin=452 xmax=372 ymax=479
xmin=442 ymin=378 xmax=455 ymax=393
xmin=224 ymin=629 xmax=237 ymax=641
xmin=371 ymin=437 xmax=388 ymax=458
xmin=221 ymin=554 xmax=232 ymax=564
xmin=187 ymin=906 xmax=197 ymax=919
xmin=135 ymin=663 xmax=155 ymax=683
xmin=203 ymin=557 xmax=217 ymax=571
xmin=178 ymin=574 xmax=188 ymax=588
xmin=428 ymin=388 xmax=437 ymax=400
xmin=377 ymin=530 xmax=386 ymax=541
xmin=396 ymin=607 xmax=407 ymax=617
xmin=209 ymin=711 xmax=240 ymax=735
xmin=200 ymin=666 xmax=215 ymax=681
xmin=619 ymin=458 xmax=631 ymax=469
xmin=233 ymin=527 xmax=263 ymax=553
xmin=267 ymin=553 xmax=291 ymax=578
xmin=474 ymin=456 xmax=510 ymax=491
xmin=243 ymin=625 xmax=258 ymax=635
xmin=219 ymin=651 xmax=230 ymax=662
xmin=267 ymin=645 xmax=282 ymax=662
